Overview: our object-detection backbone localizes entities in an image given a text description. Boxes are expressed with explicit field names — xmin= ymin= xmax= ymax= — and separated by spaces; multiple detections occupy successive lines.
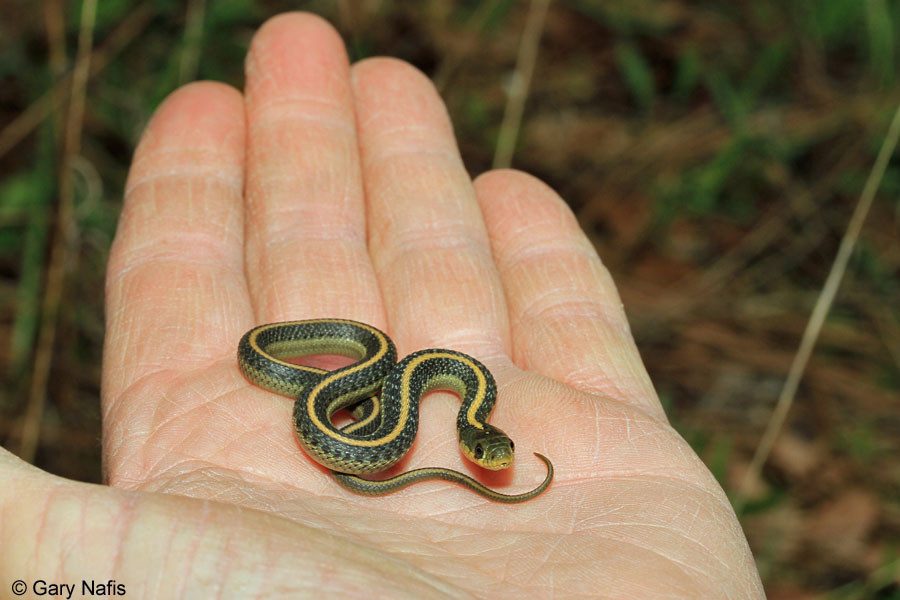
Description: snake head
xmin=459 ymin=424 xmax=515 ymax=470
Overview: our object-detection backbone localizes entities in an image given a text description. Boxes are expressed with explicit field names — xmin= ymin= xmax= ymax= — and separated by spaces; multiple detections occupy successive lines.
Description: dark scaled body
xmin=238 ymin=319 xmax=553 ymax=502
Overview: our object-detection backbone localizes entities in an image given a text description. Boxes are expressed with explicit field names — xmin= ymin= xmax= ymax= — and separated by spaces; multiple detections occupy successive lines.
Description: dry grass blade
xmin=492 ymin=0 xmax=551 ymax=170
xmin=736 ymin=100 xmax=900 ymax=507
xmin=42 ymin=0 xmax=67 ymax=144
xmin=0 ymin=3 xmax=154 ymax=160
xmin=179 ymin=0 xmax=206 ymax=84
xmin=43 ymin=0 xmax=67 ymax=75
xmin=18 ymin=0 xmax=98 ymax=463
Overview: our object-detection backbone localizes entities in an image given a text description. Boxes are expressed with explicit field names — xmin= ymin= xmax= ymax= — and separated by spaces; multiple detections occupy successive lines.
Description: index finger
xmin=103 ymin=82 xmax=249 ymax=403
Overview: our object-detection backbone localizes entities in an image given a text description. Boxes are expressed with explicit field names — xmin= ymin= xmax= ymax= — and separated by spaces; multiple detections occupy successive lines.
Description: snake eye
xmin=474 ymin=444 xmax=484 ymax=460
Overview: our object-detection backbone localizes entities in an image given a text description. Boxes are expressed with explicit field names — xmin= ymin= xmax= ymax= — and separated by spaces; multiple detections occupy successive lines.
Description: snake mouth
xmin=478 ymin=457 xmax=513 ymax=470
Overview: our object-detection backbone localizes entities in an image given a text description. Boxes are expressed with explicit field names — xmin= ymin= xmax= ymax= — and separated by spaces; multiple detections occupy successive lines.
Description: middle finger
xmin=243 ymin=14 xmax=383 ymax=325
xmin=353 ymin=58 xmax=509 ymax=360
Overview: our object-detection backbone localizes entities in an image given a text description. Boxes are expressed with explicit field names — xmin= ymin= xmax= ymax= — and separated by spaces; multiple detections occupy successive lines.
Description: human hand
xmin=2 ymin=13 xmax=763 ymax=598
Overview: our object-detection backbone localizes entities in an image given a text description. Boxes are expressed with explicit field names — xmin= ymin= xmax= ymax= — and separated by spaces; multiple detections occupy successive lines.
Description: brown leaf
xmin=770 ymin=433 xmax=823 ymax=481
xmin=804 ymin=489 xmax=880 ymax=566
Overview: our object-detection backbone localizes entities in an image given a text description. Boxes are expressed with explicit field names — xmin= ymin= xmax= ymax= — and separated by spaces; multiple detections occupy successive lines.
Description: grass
xmin=1 ymin=1 xmax=899 ymax=596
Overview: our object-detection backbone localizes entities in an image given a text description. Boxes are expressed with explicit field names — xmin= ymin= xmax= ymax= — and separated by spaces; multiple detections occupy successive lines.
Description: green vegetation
xmin=1 ymin=1 xmax=898 ymax=595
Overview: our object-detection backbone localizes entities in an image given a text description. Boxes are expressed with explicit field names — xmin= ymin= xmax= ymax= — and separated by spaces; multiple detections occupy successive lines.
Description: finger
xmin=352 ymin=58 xmax=508 ymax=359
xmin=243 ymin=13 xmax=382 ymax=324
xmin=105 ymin=81 xmax=248 ymax=403
xmin=474 ymin=170 xmax=662 ymax=418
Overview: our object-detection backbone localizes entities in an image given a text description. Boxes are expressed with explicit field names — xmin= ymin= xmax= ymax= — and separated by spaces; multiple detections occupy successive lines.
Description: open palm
xmin=2 ymin=13 xmax=763 ymax=599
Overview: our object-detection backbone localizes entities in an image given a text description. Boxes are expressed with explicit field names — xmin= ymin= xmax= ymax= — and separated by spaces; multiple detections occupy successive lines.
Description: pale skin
xmin=0 ymin=13 xmax=764 ymax=599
